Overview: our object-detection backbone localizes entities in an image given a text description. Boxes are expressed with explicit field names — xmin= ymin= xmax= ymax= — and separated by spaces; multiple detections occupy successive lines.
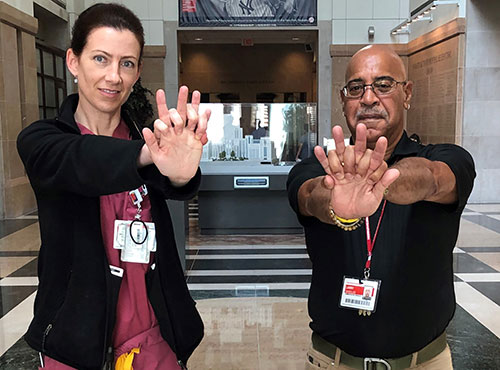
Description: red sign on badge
xmin=182 ymin=0 xmax=197 ymax=12
xmin=345 ymin=284 xmax=364 ymax=296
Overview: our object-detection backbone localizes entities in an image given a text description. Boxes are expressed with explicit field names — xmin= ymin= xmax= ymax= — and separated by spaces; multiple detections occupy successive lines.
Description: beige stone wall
xmin=179 ymin=43 xmax=315 ymax=103
xmin=140 ymin=45 xmax=166 ymax=120
xmin=0 ymin=2 xmax=38 ymax=218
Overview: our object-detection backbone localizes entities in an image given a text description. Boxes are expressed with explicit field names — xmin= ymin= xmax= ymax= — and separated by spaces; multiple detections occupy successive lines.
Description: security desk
xmin=198 ymin=162 xmax=302 ymax=235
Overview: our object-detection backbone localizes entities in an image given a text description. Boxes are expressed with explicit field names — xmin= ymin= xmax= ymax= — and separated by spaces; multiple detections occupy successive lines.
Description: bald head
xmin=345 ymin=45 xmax=406 ymax=82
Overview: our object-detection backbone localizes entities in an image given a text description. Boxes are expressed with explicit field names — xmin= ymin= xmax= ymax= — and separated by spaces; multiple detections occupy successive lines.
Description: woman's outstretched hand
xmin=141 ymin=86 xmax=211 ymax=187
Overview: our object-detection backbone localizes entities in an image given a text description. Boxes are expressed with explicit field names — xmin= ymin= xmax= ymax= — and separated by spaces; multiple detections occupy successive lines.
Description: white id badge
xmin=339 ymin=276 xmax=381 ymax=313
xmin=113 ymin=220 xmax=156 ymax=264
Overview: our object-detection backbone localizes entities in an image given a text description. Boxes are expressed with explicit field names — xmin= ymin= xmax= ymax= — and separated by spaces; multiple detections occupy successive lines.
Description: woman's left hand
xmin=142 ymin=86 xmax=211 ymax=187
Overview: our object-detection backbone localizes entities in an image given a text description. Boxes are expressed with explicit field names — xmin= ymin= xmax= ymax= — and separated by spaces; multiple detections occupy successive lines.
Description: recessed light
xmin=194 ymin=37 xmax=203 ymax=41
xmin=291 ymin=37 xmax=300 ymax=41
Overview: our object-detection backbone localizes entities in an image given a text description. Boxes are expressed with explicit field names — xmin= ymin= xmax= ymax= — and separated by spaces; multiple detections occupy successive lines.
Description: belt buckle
xmin=363 ymin=357 xmax=391 ymax=370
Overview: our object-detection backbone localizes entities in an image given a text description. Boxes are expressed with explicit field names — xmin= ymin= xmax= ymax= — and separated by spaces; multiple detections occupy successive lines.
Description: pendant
xmin=358 ymin=309 xmax=372 ymax=316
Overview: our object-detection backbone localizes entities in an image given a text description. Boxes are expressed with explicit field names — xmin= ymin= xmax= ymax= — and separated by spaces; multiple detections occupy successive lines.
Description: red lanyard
xmin=364 ymin=200 xmax=387 ymax=277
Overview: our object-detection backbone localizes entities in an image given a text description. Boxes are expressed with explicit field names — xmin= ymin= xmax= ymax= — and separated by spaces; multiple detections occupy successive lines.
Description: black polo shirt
xmin=287 ymin=131 xmax=475 ymax=358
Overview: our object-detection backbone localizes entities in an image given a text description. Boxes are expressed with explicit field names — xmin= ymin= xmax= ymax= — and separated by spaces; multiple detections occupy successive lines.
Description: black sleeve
xmin=17 ymin=120 xmax=200 ymax=200
xmin=420 ymin=143 xmax=476 ymax=211
xmin=139 ymin=165 xmax=201 ymax=201
xmin=286 ymin=155 xmax=326 ymax=215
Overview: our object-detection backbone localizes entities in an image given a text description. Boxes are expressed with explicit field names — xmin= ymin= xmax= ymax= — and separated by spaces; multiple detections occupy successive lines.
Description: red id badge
xmin=339 ymin=276 xmax=381 ymax=313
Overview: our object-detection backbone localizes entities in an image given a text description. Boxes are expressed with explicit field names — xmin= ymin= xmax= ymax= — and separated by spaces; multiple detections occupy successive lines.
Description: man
xmin=287 ymin=45 xmax=475 ymax=369
xmin=251 ymin=119 xmax=269 ymax=139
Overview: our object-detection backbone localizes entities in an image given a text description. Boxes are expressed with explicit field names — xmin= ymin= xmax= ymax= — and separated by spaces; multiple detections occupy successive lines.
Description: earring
xmin=404 ymin=103 xmax=410 ymax=110
xmin=74 ymin=77 xmax=78 ymax=84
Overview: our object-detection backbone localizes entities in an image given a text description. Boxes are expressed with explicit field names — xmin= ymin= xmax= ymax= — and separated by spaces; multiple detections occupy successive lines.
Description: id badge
xmin=113 ymin=220 xmax=156 ymax=263
xmin=339 ymin=276 xmax=381 ymax=313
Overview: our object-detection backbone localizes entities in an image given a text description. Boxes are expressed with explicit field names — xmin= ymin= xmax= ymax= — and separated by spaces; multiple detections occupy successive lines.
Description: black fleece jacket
xmin=17 ymin=94 xmax=203 ymax=369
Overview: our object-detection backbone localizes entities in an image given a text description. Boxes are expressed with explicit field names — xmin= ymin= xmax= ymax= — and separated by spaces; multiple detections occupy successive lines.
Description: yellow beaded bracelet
xmin=336 ymin=215 xmax=360 ymax=224
xmin=329 ymin=208 xmax=364 ymax=231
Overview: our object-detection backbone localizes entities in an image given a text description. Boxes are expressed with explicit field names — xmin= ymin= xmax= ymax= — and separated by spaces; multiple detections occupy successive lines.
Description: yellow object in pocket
xmin=115 ymin=347 xmax=140 ymax=370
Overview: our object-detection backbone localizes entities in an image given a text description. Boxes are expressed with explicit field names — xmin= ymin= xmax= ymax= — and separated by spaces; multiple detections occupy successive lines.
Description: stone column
xmin=0 ymin=2 xmax=38 ymax=219
xmin=462 ymin=0 xmax=500 ymax=203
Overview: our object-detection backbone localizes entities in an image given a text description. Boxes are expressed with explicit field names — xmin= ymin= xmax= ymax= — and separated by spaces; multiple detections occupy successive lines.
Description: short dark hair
xmin=71 ymin=3 xmax=144 ymax=60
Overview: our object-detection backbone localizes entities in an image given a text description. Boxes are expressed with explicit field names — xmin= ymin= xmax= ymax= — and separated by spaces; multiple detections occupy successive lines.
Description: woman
xmin=17 ymin=3 xmax=210 ymax=369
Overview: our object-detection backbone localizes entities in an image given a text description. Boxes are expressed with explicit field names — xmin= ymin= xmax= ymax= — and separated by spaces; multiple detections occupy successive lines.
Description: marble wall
xmin=462 ymin=0 xmax=500 ymax=203
xmin=0 ymin=2 xmax=38 ymax=218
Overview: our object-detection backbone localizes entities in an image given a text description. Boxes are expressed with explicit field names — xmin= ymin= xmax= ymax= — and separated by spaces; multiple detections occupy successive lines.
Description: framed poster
xmin=179 ymin=0 xmax=317 ymax=27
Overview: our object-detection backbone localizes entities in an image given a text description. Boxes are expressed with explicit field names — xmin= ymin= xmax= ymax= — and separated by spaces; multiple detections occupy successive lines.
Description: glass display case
xmin=197 ymin=103 xmax=316 ymax=235
xmin=200 ymin=103 xmax=317 ymax=164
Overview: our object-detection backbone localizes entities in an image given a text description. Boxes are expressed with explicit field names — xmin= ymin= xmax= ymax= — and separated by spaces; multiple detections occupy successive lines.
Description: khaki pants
xmin=305 ymin=344 xmax=453 ymax=370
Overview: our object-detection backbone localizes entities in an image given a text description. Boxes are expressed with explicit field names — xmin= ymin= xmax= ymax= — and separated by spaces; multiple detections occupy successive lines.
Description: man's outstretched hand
xmin=314 ymin=124 xmax=400 ymax=219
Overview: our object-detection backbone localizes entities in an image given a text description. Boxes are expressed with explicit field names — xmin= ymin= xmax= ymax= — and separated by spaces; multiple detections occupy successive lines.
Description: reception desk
xmin=198 ymin=162 xmax=302 ymax=235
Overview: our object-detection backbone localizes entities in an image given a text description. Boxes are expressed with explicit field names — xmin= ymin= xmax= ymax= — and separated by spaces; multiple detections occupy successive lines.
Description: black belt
xmin=311 ymin=331 xmax=447 ymax=370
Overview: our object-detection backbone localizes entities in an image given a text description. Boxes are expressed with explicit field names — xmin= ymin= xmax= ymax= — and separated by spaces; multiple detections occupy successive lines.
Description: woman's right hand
xmin=141 ymin=86 xmax=210 ymax=187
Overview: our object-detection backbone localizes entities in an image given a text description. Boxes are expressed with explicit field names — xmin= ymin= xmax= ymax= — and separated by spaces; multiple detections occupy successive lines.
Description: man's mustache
xmin=355 ymin=108 xmax=389 ymax=120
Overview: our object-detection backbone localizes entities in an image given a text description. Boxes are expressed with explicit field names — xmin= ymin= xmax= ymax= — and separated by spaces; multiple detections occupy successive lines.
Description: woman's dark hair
xmin=124 ymin=77 xmax=154 ymax=126
xmin=71 ymin=3 xmax=145 ymax=60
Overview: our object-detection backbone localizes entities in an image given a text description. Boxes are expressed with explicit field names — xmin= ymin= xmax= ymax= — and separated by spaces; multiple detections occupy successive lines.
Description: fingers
xmin=196 ymin=108 xmax=210 ymax=141
xmin=328 ymin=149 xmax=345 ymax=180
xmin=143 ymin=127 xmax=159 ymax=154
xmin=373 ymin=168 xmax=400 ymax=196
xmin=169 ymin=108 xmax=184 ymax=135
xmin=367 ymin=161 xmax=388 ymax=185
xmin=332 ymin=126 xmax=345 ymax=163
xmin=314 ymin=146 xmax=333 ymax=177
xmin=369 ymin=136 xmax=387 ymax=172
xmin=362 ymin=136 xmax=388 ymax=184
xmin=315 ymin=142 xmax=345 ymax=181
xmin=186 ymin=104 xmax=198 ymax=131
xmin=356 ymin=148 xmax=373 ymax=180
xmin=187 ymin=90 xmax=201 ymax=131
xmin=342 ymin=146 xmax=355 ymax=180
xmin=323 ymin=174 xmax=335 ymax=190
xmin=191 ymin=90 xmax=201 ymax=112
xmin=176 ymin=86 xmax=189 ymax=122
xmin=201 ymin=134 xmax=208 ymax=145
xmin=155 ymin=89 xmax=171 ymax=126
xmin=354 ymin=124 xmax=367 ymax=165
xmin=153 ymin=119 xmax=170 ymax=144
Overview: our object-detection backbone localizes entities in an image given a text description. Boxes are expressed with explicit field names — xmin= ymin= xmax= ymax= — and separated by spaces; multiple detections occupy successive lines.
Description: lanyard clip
xmin=364 ymin=268 xmax=370 ymax=280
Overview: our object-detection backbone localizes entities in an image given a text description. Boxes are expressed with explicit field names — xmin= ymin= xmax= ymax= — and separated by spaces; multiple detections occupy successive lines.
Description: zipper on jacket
xmin=41 ymin=323 xmax=52 ymax=352
xmin=101 ymin=265 xmax=114 ymax=368
xmin=177 ymin=359 xmax=187 ymax=369
xmin=103 ymin=346 xmax=113 ymax=370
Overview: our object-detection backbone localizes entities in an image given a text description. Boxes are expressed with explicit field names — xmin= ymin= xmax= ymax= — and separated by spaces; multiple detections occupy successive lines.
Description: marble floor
xmin=0 ymin=205 xmax=499 ymax=369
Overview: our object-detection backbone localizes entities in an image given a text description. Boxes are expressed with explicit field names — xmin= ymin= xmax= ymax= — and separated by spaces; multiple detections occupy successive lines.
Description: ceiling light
xmin=390 ymin=0 xmax=458 ymax=36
